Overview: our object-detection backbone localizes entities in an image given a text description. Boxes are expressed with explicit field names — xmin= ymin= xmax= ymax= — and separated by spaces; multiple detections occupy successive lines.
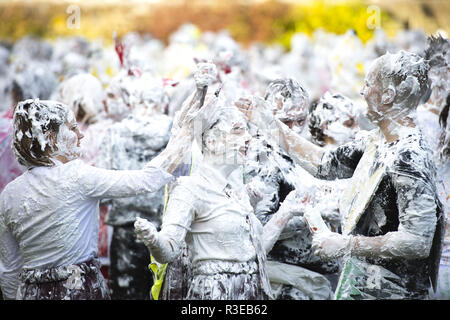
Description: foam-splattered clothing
xmin=96 ymin=114 xmax=172 ymax=227
xmin=150 ymin=164 xmax=271 ymax=300
xmin=244 ymin=134 xmax=338 ymax=299
xmin=0 ymin=159 xmax=173 ymax=299
xmin=95 ymin=114 xmax=172 ymax=300
xmin=436 ymin=161 xmax=450 ymax=299
xmin=316 ymin=128 xmax=445 ymax=299
xmin=17 ymin=258 xmax=109 ymax=300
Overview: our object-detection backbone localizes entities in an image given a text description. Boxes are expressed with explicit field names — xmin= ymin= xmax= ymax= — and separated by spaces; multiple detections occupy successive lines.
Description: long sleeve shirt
xmin=151 ymin=164 xmax=259 ymax=265
xmin=95 ymin=114 xmax=172 ymax=226
xmin=0 ymin=159 xmax=173 ymax=299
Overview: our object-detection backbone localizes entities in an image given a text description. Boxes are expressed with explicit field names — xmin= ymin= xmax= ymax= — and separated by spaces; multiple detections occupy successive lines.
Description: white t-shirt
xmin=0 ymin=159 xmax=173 ymax=299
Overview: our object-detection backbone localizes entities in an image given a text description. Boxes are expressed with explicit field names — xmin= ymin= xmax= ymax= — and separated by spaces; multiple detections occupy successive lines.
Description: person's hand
xmin=311 ymin=232 xmax=352 ymax=261
xmin=235 ymin=97 xmax=254 ymax=122
xmin=175 ymin=62 xmax=218 ymax=130
xmin=194 ymin=62 xmax=217 ymax=88
xmin=134 ymin=217 xmax=158 ymax=248
xmin=175 ymin=99 xmax=202 ymax=130
xmin=243 ymin=97 xmax=279 ymax=136
xmin=246 ymin=180 xmax=264 ymax=208
xmin=279 ymin=189 xmax=313 ymax=217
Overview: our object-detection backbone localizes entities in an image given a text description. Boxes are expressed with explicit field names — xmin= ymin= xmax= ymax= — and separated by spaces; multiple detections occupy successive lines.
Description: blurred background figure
xmin=95 ymin=38 xmax=173 ymax=300
xmin=308 ymin=92 xmax=361 ymax=149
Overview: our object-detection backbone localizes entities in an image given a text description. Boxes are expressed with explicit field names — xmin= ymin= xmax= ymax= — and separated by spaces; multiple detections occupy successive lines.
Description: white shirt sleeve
xmin=75 ymin=160 xmax=174 ymax=199
xmin=149 ymin=182 xmax=196 ymax=263
xmin=0 ymin=196 xmax=24 ymax=300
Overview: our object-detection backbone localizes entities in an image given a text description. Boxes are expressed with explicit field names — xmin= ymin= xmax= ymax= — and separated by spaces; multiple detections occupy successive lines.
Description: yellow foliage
xmin=273 ymin=1 xmax=395 ymax=50
xmin=0 ymin=0 xmax=445 ymax=48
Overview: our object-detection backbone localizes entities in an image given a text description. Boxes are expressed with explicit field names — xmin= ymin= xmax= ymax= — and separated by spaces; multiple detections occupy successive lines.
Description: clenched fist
xmin=134 ymin=217 xmax=158 ymax=248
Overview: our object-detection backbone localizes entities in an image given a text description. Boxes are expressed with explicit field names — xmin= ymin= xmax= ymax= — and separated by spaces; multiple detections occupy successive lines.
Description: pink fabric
xmin=0 ymin=111 xmax=24 ymax=192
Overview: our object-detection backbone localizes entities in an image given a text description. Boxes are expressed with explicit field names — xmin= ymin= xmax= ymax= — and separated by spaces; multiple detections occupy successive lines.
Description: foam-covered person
xmin=435 ymin=94 xmax=449 ymax=300
xmin=416 ymin=35 xmax=449 ymax=161
xmin=134 ymin=93 xmax=310 ymax=300
xmin=0 ymin=54 xmax=60 ymax=193
xmin=416 ymin=35 xmax=450 ymax=300
xmin=94 ymin=64 xmax=173 ymax=299
xmin=244 ymin=50 xmax=445 ymax=299
xmin=55 ymin=72 xmax=106 ymax=126
xmin=240 ymin=78 xmax=341 ymax=299
xmin=308 ymin=91 xmax=361 ymax=149
xmin=0 ymin=97 xmax=195 ymax=300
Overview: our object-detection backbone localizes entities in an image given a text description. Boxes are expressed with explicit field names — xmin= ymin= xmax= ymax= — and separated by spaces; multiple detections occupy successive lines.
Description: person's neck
xmin=377 ymin=116 xmax=416 ymax=143
xmin=54 ymin=155 xmax=68 ymax=164
xmin=203 ymin=153 xmax=239 ymax=180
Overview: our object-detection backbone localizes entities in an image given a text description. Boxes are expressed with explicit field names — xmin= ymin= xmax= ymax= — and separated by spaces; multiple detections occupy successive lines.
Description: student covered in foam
xmin=240 ymin=78 xmax=340 ymax=299
xmin=308 ymin=91 xmax=360 ymax=148
xmin=0 ymin=98 xmax=195 ymax=300
xmin=419 ymin=35 xmax=450 ymax=300
xmin=94 ymin=50 xmax=173 ymax=300
xmin=134 ymin=91 xmax=310 ymax=300
xmin=245 ymin=50 xmax=445 ymax=299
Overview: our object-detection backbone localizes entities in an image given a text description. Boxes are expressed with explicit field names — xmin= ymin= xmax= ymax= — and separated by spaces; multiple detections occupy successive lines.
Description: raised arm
xmin=154 ymin=62 xmax=218 ymax=173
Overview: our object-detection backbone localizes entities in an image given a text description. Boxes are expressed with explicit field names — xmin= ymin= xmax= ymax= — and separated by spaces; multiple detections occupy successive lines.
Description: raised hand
xmin=174 ymin=62 xmax=218 ymax=131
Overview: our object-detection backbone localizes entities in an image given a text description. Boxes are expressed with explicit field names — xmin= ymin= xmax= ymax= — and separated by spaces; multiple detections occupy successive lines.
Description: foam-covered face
xmin=362 ymin=51 xmax=430 ymax=124
xmin=104 ymin=75 xmax=131 ymax=120
xmin=361 ymin=66 xmax=384 ymax=122
xmin=203 ymin=109 xmax=251 ymax=166
xmin=58 ymin=73 xmax=105 ymax=124
xmin=310 ymin=92 xmax=358 ymax=146
xmin=53 ymin=111 xmax=84 ymax=161
xmin=105 ymin=71 xmax=168 ymax=120
xmin=264 ymin=79 xmax=309 ymax=133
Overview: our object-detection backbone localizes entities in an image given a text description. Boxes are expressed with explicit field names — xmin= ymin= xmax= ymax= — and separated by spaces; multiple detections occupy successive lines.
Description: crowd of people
xmin=0 ymin=23 xmax=448 ymax=300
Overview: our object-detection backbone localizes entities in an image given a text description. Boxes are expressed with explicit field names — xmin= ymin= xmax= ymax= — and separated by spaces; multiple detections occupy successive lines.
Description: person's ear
xmin=381 ymin=85 xmax=396 ymax=105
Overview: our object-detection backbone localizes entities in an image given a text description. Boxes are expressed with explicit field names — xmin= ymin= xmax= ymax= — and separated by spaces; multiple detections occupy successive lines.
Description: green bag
xmin=334 ymin=256 xmax=409 ymax=300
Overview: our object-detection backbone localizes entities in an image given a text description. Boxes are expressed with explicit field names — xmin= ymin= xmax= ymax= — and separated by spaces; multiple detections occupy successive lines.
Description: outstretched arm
xmin=238 ymin=97 xmax=324 ymax=174
xmin=261 ymin=189 xmax=312 ymax=253
xmin=134 ymin=183 xmax=195 ymax=264
xmin=312 ymin=173 xmax=438 ymax=261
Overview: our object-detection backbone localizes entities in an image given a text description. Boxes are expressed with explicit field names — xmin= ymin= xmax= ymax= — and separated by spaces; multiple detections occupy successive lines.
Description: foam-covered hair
xmin=309 ymin=92 xmax=357 ymax=146
xmin=425 ymin=35 xmax=449 ymax=69
xmin=13 ymin=99 xmax=70 ymax=168
xmin=264 ymin=78 xmax=309 ymax=121
xmin=372 ymin=50 xmax=430 ymax=108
